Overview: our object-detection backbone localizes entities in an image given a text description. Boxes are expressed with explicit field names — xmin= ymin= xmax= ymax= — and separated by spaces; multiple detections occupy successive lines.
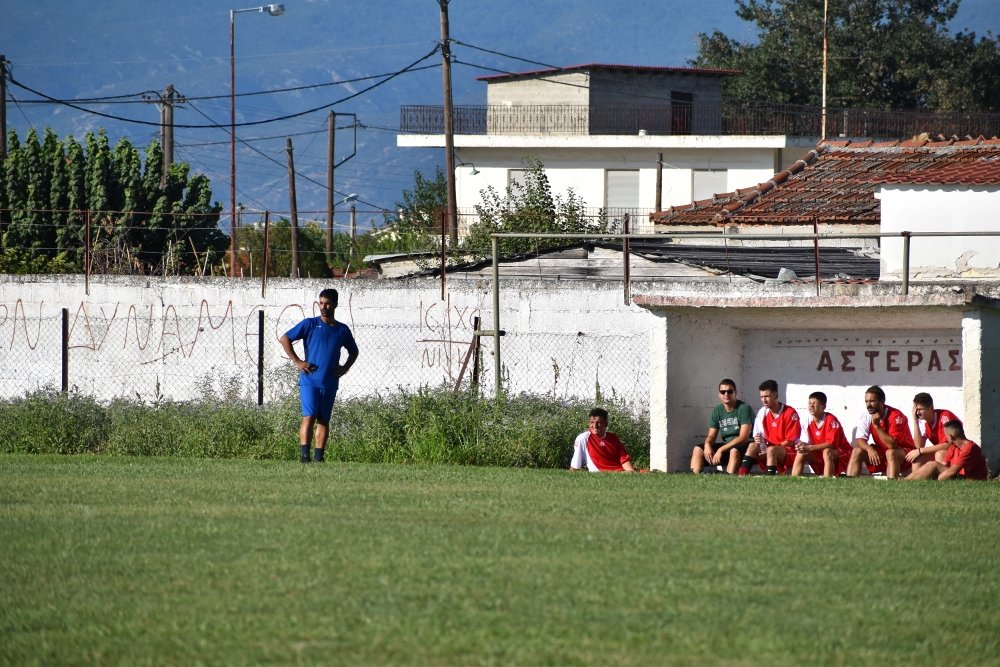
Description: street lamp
xmin=229 ymin=3 xmax=285 ymax=277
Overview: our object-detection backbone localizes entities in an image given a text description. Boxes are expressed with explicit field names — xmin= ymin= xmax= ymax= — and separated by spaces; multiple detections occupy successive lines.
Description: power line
xmin=4 ymin=45 xmax=441 ymax=130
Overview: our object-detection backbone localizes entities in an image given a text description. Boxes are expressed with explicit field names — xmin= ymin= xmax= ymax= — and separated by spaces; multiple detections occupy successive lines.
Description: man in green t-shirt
xmin=690 ymin=378 xmax=755 ymax=474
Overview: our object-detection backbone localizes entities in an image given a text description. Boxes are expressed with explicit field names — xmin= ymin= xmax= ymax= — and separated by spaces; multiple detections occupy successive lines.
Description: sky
xmin=2 ymin=0 xmax=998 ymax=231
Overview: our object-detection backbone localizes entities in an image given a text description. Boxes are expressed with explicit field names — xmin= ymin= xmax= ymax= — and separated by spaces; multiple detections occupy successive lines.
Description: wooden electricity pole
xmin=286 ymin=137 xmax=300 ymax=278
xmin=439 ymin=0 xmax=459 ymax=246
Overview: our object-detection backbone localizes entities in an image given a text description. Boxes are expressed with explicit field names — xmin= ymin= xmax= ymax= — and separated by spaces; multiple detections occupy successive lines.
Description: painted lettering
xmin=928 ymin=350 xmax=942 ymax=371
xmin=949 ymin=349 xmax=961 ymax=371
xmin=864 ymin=350 xmax=880 ymax=372
xmin=816 ymin=347 xmax=962 ymax=374
xmin=886 ymin=350 xmax=899 ymax=372
xmin=817 ymin=350 xmax=833 ymax=371
xmin=841 ymin=350 xmax=855 ymax=371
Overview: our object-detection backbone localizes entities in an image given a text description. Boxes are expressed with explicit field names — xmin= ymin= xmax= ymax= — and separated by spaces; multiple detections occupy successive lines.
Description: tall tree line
xmin=693 ymin=0 xmax=1000 ymax=112
xmin=0 ymin=128 xmax=227 ymax=274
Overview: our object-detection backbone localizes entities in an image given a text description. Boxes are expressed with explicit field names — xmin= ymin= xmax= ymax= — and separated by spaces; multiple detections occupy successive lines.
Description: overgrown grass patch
xmin=0 ymin=389 xmax=649 ymax=468
xmin=1 ymin=456 xmax=997 ymax=666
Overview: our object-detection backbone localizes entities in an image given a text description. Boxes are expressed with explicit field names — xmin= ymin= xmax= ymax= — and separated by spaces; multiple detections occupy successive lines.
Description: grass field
xmin=2 ymin=455 xmax=998 ymax=666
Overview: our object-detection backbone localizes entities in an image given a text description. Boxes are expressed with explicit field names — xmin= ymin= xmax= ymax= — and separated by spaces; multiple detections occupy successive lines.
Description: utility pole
xmin=439 ymin=0 xmax=459 ymax=246
xmin=286 ymin=137 xmax=299 ymax=278
xmin=145 ymin=84 xmax=185 ymax=187
xmin=161 ymin=85 xmax=184 ymax=187
xmin=821 ymin=0 xmax=829 ymax=141
xmin=326 ymin=111 xmax=336 ymax=256
xmin=1 ymin=55 xmax=8 ymax=161
xmin=655 ymin=152 xmax=663 ymax=211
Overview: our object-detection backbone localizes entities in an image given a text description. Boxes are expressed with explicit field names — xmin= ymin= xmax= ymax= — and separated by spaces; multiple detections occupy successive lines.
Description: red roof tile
xmin=652 ymin=137 xmax=1000 ymax=226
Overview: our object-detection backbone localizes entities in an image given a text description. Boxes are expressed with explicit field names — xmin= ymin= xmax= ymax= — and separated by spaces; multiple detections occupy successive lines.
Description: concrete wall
xmin=962 ymin=308 xmax=1000 ymax=474
xmin=879 ymin=186 xmax=1000 ymax=279
xmin=486 ymin=72 xmax=591 ymax=106
xmin=0 ymin=275 xmax=655 ymax=410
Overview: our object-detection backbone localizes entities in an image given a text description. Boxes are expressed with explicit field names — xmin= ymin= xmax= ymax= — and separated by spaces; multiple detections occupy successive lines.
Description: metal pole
xmin=261 ymin=210 xmax=270 ymax=297
xmin=623 ymin=214 xmax=631 ymax=305
xmin=655 ymin=153 xmax=663 ymax=211
xmin=813 ymin=219 xmax=821 ymax=297
xmin=821 ymin=0 xmax=829 ymax=141
xmin=257 ymin=309 xmax=265 ymax=406
xmin=492 ymin=235 xmax=501 ymax=399
xmin=440 ymin=209 xmax=447 ymax=301
xmin=84 ymin=209 xmax=91 ymax=295
xmin=902 ymin=231 xmax=911 ymax=295
xmin=61 ymin=308 xmax=69 ymax=392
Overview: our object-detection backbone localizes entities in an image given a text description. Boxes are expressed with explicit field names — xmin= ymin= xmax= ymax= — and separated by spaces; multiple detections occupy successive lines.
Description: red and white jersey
xmin=943 ymin=440 xmax=988 ymax=480
xmin=801 ymin=412 xmax=852 ymax=455
xmin=856 ymin=405 xmax=915 ymax=451
xmin=917 ymin=409 xmax=961 ymax=444
xmin=753 ymin=404 xmax=801 ymax=445
xmin=571 ymin=431 xmax=631 ymax=472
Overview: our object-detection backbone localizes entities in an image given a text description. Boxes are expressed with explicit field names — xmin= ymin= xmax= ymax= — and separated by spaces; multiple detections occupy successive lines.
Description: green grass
xmin=2 ymin=455 xmax=998 ymax=666
xmin=0 ymin=390 xmax=650 ymax=469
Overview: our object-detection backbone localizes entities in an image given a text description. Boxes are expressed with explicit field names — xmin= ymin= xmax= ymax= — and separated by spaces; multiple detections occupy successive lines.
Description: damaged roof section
xmin=366 ymin=240 xmax=878 ymax=283
xmin=653 ymin=136 xmax=1000 ymax=227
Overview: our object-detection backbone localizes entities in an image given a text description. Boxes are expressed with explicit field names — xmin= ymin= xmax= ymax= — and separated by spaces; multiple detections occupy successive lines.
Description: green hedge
xmin=0 ymin=389 xmax=650 ymax=469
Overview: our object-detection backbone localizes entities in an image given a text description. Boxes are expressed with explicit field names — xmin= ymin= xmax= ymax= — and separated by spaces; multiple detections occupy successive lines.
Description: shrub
xmin=0 ymin=388 xmax=650 ymax=468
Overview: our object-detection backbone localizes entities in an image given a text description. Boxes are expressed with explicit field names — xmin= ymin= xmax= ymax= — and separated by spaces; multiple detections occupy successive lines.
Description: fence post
xmin=492 ymin=235 xmax=501 ymax=400
xmin=257 ymin=309 xmax=265 ymax=406
xmin=84 ymin=210 xmax=91 ymax=296
xmin=61 ymin=307 xmax=69 ymax=392
xmin=902 ymin=231 xmax=911 ymax=296
xmin=623 ymin=213 xmax=631 ymax=305
xmin=261 ymin=211 xmax=270 ymax=298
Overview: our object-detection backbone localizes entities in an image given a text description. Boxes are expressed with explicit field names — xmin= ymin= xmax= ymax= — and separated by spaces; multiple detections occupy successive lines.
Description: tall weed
xmin=0 ymin=388 xmax=650 ymax=468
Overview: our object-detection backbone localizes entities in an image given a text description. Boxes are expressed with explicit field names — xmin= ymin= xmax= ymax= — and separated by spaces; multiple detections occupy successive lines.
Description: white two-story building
xmin=398 ymin=63 xmax=817 ymax=233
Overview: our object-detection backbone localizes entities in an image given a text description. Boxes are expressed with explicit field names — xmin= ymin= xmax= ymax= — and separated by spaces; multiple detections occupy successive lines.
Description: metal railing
xmin=479 ymin=229 xmax=1000 ymax=398
xmin=401 ymin=103 xmax=1000 ymax=139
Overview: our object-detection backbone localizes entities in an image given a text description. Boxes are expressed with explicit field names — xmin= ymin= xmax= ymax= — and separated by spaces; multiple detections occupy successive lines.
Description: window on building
xmin=606 ymin=170 xmax=640 ymax=212
xmin=508 ymin=169 xmax=530 ymax=193
xmin=692 ymin=169 xmax=728 ymax=201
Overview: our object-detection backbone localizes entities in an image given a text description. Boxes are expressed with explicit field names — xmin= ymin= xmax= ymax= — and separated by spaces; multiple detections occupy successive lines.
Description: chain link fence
xmin=0 ymin=305 xmax=651 ymax=412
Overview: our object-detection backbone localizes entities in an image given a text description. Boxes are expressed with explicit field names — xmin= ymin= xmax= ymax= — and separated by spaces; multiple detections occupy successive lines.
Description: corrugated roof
xmin=477 ymin=63 xmax=741 ymax=83
xmin=653 ymin=136 xmax=1000 ymax=226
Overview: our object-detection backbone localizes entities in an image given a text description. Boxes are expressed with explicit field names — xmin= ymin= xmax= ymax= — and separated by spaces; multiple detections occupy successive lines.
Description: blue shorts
xmin=300 ymin=385 xmax=338 ymax=421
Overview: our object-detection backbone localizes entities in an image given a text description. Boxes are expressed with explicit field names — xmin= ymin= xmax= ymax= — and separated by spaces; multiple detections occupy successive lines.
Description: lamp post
xmin=229 ymin=3 xmax=285 ymax=277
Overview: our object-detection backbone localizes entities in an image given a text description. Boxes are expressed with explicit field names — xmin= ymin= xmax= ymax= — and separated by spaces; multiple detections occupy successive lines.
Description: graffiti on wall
xmin=417 ymin=293 xmax=483 ymax=381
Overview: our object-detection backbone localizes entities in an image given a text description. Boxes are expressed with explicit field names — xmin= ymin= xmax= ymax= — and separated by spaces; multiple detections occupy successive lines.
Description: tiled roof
xmin=652 ymin=136 xmax=1000 ymax=226
xmin=477 ymin=63 xmax=741 ymax=83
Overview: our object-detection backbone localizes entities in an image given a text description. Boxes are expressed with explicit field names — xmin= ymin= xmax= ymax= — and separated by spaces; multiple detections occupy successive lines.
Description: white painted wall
xmin=878 ymin=186 xmax=1000 ymax=279
xmin=742 ymin=329 xmax=964 ymax=443
xmin=454 ymin=146 xmax=782 ymax=221
xmin=0 ymin=276 xmax=655 ymax=411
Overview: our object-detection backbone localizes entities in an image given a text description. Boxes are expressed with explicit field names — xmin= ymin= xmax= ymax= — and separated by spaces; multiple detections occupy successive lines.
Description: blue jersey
xmin=283 ymin=317 xmax=358 ymax=390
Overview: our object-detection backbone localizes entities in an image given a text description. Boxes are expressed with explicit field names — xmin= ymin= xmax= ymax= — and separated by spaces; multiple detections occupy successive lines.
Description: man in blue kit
xmin=279 ymin=288 xmax=359 ymax=463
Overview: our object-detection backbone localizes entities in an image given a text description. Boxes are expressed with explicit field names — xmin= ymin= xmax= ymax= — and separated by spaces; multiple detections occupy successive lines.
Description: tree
xmin=692 ymin=0 xmax=1000 ymax=111
xmin=0 ymin=128 xmax=226 ymax=275
xmin=465 ymin=158 xmax=603 ymax=257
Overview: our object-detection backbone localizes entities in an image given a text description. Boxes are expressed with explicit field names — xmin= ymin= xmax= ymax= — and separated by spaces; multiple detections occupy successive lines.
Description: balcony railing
xmin=400 ymin=103 xmax=1000 ymax=139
